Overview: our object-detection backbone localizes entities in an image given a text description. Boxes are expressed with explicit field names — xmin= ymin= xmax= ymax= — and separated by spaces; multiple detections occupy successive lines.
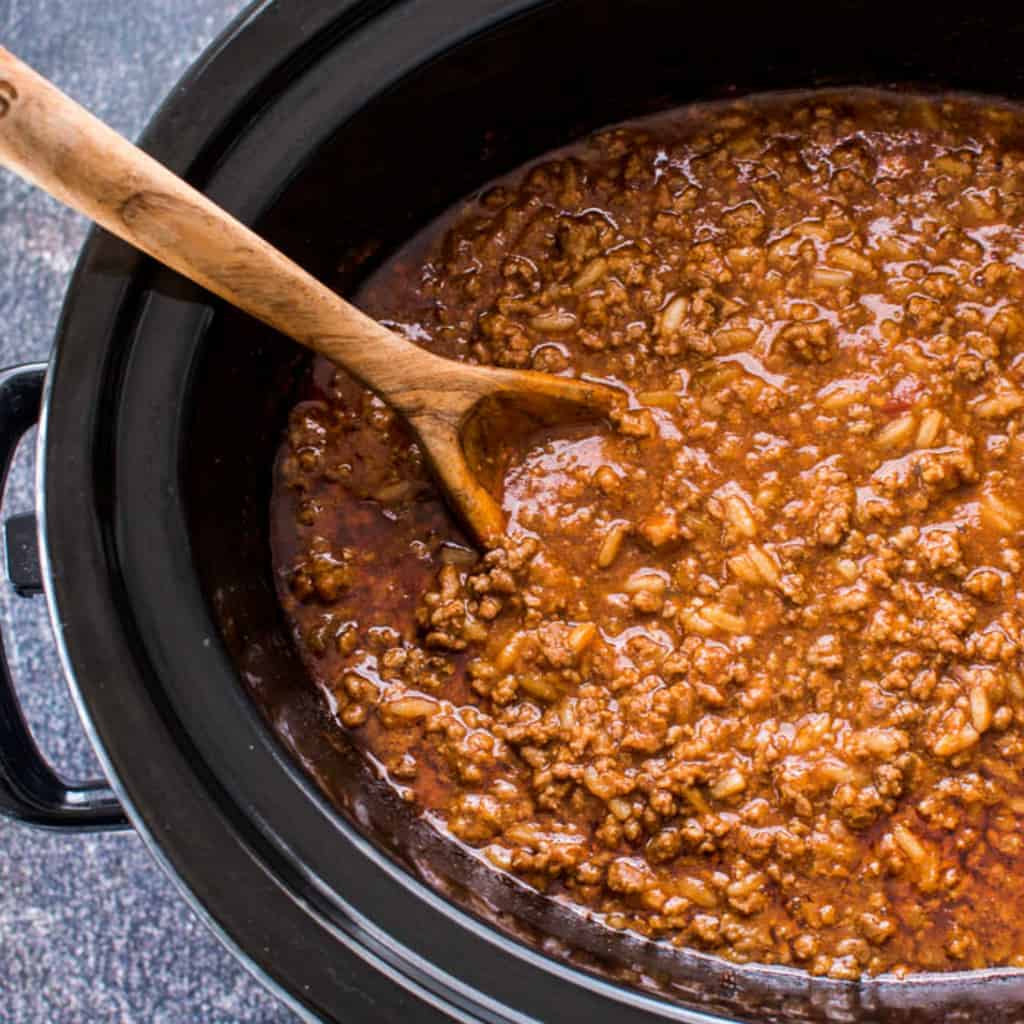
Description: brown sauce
xmin=271 ymin=90 xmax=1024 ymax=978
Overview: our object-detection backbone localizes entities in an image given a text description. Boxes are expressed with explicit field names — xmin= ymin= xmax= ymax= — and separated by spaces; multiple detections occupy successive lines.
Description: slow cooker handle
xmin=0 ymin=363 xmax=129 ymax=831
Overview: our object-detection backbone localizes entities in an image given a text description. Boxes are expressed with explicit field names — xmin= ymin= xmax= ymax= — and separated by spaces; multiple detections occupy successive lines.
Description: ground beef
xmin=272 ymin=90 xmax=1024 ymax=978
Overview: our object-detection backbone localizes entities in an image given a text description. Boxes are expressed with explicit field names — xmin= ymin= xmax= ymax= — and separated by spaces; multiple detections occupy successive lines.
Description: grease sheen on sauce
xmin=272 ymin=91 xmax=1024 ymax=978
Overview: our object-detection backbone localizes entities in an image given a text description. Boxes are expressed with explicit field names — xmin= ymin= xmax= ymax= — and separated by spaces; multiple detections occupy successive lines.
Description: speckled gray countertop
xmin=0 ymin=1 xmax=292 ymax=1020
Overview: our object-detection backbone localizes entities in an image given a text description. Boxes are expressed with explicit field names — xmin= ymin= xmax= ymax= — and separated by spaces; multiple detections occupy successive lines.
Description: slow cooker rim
xmin=32 ymin=0 xmax=1024 ymax=1020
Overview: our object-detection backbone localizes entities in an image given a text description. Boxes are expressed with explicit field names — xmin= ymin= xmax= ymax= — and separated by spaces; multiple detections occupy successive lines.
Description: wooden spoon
xmin=0 ymin=47 xmax=619 ymax=545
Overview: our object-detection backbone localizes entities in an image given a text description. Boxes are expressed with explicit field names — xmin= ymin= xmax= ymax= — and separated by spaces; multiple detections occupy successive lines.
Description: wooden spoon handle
xmin=0 ymin=46 xmax=437 ymax=396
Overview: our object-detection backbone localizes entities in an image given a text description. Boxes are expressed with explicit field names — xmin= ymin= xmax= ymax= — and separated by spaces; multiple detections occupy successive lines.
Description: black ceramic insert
xmin=12 ymin=1 xmax=1024 ymax=1020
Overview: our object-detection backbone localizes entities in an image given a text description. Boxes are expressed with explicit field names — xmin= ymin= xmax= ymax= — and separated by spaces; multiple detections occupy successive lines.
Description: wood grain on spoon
xmin=0 ymin=46 xmax=619 ymax=545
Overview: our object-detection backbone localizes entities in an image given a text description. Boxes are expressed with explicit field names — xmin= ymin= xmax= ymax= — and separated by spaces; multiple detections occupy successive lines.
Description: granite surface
xmin=0 ymin=1 xmax=293 ymax=1020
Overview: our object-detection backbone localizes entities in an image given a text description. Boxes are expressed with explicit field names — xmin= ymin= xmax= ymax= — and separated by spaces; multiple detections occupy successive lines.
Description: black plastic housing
xmin=31 ymin=1 xmax=1024 ymax=1020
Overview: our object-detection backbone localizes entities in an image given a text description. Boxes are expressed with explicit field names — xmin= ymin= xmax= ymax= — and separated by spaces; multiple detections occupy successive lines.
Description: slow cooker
xmin=3 ymin=2 xmax=1024 ymax=1019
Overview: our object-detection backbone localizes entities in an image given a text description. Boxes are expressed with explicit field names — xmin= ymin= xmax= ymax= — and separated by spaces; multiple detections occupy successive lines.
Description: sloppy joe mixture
xmin=271 ymin=91 xmax=1024 ymax=978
